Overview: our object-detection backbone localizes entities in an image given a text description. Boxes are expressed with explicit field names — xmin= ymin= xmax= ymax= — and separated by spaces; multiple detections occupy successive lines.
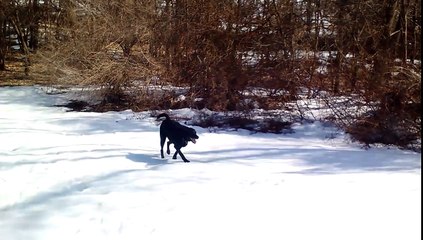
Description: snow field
xmin=0 ymin=86 xmax=420 ymax=240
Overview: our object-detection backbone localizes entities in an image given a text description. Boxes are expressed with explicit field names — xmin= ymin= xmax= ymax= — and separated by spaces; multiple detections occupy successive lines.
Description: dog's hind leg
xmin=160 ymin=133 xmax=166 ymax=158
xmin=166 ymin=141 xmax=172 ymax=155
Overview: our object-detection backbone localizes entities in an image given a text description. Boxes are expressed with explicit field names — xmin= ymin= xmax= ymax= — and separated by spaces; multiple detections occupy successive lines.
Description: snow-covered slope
xmin=0 ymin=86 xmax=420 ymax=240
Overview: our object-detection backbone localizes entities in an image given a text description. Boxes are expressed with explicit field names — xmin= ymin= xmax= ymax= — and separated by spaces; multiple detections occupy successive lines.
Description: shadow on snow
xmin=188 ymin=146 xmax=421 ymax=174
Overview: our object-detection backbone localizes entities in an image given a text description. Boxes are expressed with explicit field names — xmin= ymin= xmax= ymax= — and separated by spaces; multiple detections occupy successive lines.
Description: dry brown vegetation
xmin=0 ymin=0 xmax=421 ymax=149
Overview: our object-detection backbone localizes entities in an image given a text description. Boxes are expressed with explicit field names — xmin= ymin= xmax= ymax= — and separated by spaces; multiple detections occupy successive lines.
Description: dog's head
xmin=186 ymin=128 xmax=199 ymax=144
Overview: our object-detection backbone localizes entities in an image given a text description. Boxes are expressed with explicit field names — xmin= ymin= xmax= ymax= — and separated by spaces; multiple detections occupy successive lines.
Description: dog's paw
xmin=166 ymin=150 xmax=171 ymax=155
xmin=183 ymin=160 xmax=190 ymax=163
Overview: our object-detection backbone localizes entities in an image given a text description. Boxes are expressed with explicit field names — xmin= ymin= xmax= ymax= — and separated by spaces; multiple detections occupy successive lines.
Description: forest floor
xmin=0 ymin=53 xmax=56 ymax=87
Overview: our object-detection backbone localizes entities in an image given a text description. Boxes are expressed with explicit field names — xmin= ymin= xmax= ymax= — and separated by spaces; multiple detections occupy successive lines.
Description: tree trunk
xmin=0 ymin=19 xmax=6 ymax=71
xmin=11 ymin=17 xmax=31 ymax=75
xmin=29 ymin=0 xmax=40 ymax=51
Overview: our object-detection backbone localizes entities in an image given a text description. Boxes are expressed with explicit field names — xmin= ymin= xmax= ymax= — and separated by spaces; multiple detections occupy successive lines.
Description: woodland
xmin=0 ymin=0 xmax=421 ymax=149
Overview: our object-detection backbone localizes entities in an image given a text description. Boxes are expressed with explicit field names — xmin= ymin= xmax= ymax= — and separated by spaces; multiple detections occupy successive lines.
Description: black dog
xmin=157 ymin=113 xmax=199 ymax=162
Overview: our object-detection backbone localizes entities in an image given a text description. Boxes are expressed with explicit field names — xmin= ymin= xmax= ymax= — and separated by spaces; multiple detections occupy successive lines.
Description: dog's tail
xmin=156 ymin=113 xmax=170 ymax=120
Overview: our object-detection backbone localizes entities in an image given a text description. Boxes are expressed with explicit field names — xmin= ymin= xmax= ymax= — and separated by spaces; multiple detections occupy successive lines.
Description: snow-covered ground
xmin=0 ymin=86 xmax=421 ymax=240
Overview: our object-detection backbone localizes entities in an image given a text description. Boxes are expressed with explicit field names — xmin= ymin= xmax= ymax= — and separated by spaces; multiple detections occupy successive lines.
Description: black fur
xmin=157 ymin=113 xmax=199 ymax=162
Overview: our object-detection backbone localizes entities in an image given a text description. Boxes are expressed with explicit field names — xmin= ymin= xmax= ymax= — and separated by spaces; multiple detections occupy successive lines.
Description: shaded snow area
xmin=0 ymin=86 xmax=421 ymax=240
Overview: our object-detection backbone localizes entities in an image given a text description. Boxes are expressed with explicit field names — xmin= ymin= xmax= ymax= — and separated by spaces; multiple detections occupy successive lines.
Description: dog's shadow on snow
xmin=127 ymin=153 xmax=171 ymax=167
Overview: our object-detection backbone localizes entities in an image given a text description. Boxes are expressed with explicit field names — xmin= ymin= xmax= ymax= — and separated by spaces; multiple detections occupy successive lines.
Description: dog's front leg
xmin=175 ymin=147 xmax=190 ymax=163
